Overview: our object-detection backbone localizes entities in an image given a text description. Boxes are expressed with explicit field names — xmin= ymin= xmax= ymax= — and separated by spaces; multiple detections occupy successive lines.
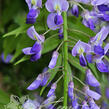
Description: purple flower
xmin=25 ymin=0 xmax=42 ymax=24
xmin=47 ymin=83 xmax=57 ymax=97
xmin=1 ymin=53 xmax=13 ymax=64
xmin=91 ymin=0 xmax=109 ymax=6
xmin=47 ymin=13 xmax=62 ymax=30
xmin=27 ymin=26 xmax=45 ymax=42
xmin=71 ymin=5 xmax=79 ymax=17
xmin=105 ymin=87 xmax=109 ymax=99
xmin=84 ymin=86 xmax=101 ymax=100
xmin=68 ymin=81 xmax=74 ymax=100
xmin=45 ymin=0 xmax=69 ymax=30
xmin=82 ymin=101 xmax=90 ymax=109
xmin=27 ymin=74 xmax=43 ymax=90
xmin=90 ymin=26 xmax=109 ymax=46
xmin=58 ymin=27 xmax=63 ymax=39
xmin=95 ymin=58 xmax=109 ymax=73
xmin=76 ymin=0 xmax=91 ymax=4
xmin=97 ymin=4 xmax=109 ymax=12
xmin=101 ymin=101 xmax=108 ymax=109
xmin=48 ymin=51 xmax=59 ymax=69
xmin=72 ymin=98 xmax=79 ymax=109
xmin=43 ymin=95 xmax=56 ymax=109
xmin=23 ymin=99 xmax=40 ymax=109
xmin=94 ymin=45 xmax=104 ymax=56
xmin=45 ymin=0 xmax=69 ymax=13
xmin=82 ymin=11 xmax=97 ymax=30
xmin=22 ymin=41 xmax=42 ymax=62
xmin=72 ymin=40 xmax=91 ymax=67
xmin=89 ymin=98 xmax=100 ymax=109
xmin=41 ymin=72 xmax=50 ymax=86
xmin=86 ymin=69 xmax=100 ymax=87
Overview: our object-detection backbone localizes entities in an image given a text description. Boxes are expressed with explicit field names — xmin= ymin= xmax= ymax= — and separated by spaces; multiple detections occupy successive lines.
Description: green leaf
xmin=40 ymin=54 xmax=62 ymax=96
xmin=3 ymin=36 xmax=18 ymax=58
xmin=68 ymin=53 xmax=86 ymax=74
xmin=0 ymin=90 xmax=9 ymax=105
xmin=42 ymin=34 xmax=61 ymax=54
xmin=3 ymin=24 xmax=30 ymax=38
xmin=11 ymin=34 xmax=34 ymax=62
xmin=68 ymin=16 xmax=96 ymax=42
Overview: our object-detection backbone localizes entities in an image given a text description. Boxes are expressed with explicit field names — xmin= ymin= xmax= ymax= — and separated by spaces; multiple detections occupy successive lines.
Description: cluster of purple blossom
xmin=22 ymin=0 xmax=109 ymax=108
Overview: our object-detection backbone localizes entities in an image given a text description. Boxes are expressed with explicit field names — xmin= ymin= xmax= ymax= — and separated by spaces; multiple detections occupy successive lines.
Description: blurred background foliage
xmin=0 ymin=0 xmax=109 ymax=108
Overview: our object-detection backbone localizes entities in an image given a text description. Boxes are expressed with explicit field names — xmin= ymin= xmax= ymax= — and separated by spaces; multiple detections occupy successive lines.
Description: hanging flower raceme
xmin=82 ymin=100 xmax=90 ymax=109
xmin=71 ymin=4 xmax=79 ymax=17
xmin=68 ymin=81 xmax=74 ymax=100
xmin=72 ymin=40 xmax=91 ymax=67
xmin=47 ymin=83 xmax=57 ymax=98
xmin=22 ymin=26 xmax=45 ymax=62
xmin=25 ymin=0 xmax=42 ymax=24
xmin=86 ymin=69 xmax=100 ymax=87
xmin=84 ymin=86 xmax=101 ymax=100
xmin=89 ymin=98 xmax=100 ymax=109
xmin=48 ymin=51 xmax=59 ymax=69
xmin=45 ymin=0 xmax=69 ymax=30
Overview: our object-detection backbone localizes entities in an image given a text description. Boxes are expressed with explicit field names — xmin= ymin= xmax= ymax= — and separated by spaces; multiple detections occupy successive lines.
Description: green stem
xmin=63 ymin=12 xmax=68 ymax=107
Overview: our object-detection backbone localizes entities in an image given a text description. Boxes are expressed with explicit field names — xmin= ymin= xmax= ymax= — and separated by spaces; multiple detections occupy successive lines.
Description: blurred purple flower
xmin=86 ymin=69 xmax=100 ymax=87
xmin=23 ymin=99 xmax=40 ymax=109
xmin=43 ymin=95 xmax=56 ymax=109
xmin=72 ymin=40 xmax=91 ymax=67
xmin=71 ymin=5 xmax=79 ymax=17
xmin=25 ymin=0 xmax=42 ymax=24
xmin=91 ymin=0 xmax=109 ymax=6
xmin=84 ymin=86 xmax=101 ymax=100
xmin=82 ymin=101 xmax=90 ymax=109
xmin=48 ymin=51 xmax=59 ymax=69
xmin=68 ymin=81 xmax=74 ymax=100
xmin=105 ymin=87 xmax=109 ymax=99
xmin=1 ymin=53 xmax=13 ymax=64
xmin=89 ymin=98 xmax=100 ymax=109
xmin=47 ymin=83 xmax=57 ymax=97
xmin=27 ymin=74 xmax=43 ymax=90
xmin=41 ymin=72 xmax=50 ymax=86
xmin=22 ymin=41 xmax=42 ymax=62
xmin=76 ymin=0 xmax=91 ymax=4
xmin=72 ymin=98 xmax=79 ymax=109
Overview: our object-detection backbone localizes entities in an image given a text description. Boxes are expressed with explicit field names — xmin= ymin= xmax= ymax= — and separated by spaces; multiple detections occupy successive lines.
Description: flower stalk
xmin=63 ymin=11 xmax=68 ymax=106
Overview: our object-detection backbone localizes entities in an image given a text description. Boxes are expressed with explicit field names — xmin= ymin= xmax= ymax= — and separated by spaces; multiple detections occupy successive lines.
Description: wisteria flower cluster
xmin=21 ymin=0 xmax=109 ymax=108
